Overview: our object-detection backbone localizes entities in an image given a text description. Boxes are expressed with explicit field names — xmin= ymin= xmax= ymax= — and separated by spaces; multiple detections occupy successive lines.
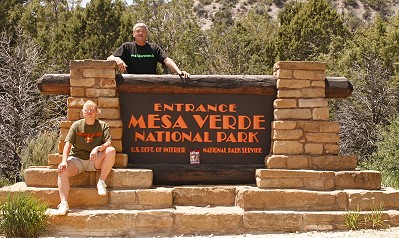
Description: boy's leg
xmin=94 ymin=146 xmax=116 ymax=180
xmin=58 ymin=159 xmax=80 ymax=202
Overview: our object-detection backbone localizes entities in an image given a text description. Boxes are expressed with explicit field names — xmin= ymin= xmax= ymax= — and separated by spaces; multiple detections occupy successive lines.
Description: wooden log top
xmin=37 ymin=74 xmax=353 ymax=98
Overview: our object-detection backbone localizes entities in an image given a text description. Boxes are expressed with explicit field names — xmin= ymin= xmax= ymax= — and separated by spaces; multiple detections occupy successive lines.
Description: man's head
xmin=82 ymin=100 xmax=101 ymax=117
xmin=132 ymin=23 xmax=148 ymax=45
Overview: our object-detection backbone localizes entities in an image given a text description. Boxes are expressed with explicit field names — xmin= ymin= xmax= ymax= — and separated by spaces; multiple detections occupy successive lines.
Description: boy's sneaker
xmin=56 ymin=201 xmax=69 ymax=215
xmin=97 ymin=180 xmax=107 ymax=196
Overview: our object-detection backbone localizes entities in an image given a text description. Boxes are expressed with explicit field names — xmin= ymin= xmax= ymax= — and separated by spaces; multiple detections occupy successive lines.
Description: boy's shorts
xmin=67 ymin=156 xmax=98 ymax=174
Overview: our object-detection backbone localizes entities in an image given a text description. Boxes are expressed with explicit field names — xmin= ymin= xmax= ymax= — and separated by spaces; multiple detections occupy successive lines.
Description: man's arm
xmin=107 ymin=55 xmax=127 ymax=73
xmin=164 ymin=57 xmax=190 ymax=78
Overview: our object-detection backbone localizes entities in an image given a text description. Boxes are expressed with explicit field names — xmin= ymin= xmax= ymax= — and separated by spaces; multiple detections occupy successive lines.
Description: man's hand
xmin=107 ymin=56 xmax=127 ymax=73
xmin=90 ymin=146 xmax=100 ymax=161
xmin=178 ymin=71 xmax=191 ymax=84
xmin=57 ymin=161 xmax=68 ymax=174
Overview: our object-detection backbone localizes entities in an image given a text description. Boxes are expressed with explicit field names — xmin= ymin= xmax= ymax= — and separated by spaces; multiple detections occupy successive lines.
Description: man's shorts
xmin=67 ymin=156 xmax=98 ymax=175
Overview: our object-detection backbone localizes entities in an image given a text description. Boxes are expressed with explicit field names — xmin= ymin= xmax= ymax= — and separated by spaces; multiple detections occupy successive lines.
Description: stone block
xmin=277 ymin=89 xmax=302 ymax=98
xmin=273 ymin=129 xmax=303 ymax=140
xmin=346 ymin=188 xmax=399 ymax=210
xmin=277 ymin=79 xmax=311 ymax=89
xmin=312 ymin=107 xmax=330 ymax=120
xmin=70 ymin=87 xmax=85 ymax=97
xmin=86 ymin=88 xmax=116 ymax=97
xmin=274 ymin=98 xmax=297 ymax=108
xmin=173 ymin=186 xmax=236 ymax=206
xmin=256 ymin=178 xmax=304 ymax=189
xmin=324 ymin=144 xmax=340 ymax=154
xmin=306 ymin=132 xmax=340 ymax=143
xmin=99 ymin=78 xmax=116 ymax=88
xmin=67 ymin=97 xmax=88 ymax=108
xmin=110 ymin=127 xmax=123 ymax=140
xmin=109 ymin=188 xmax=173 ymax=209
xmin=335 ymin=171 xmax=381 ymax=190
xmin=112 ymin=140 xmax=123 ymax=152
xmin=299 ymin=98 xmax=328 ymax=108
xmin=82 ymin=68 xmax=114 ymax=79
xmin=273 ymin=141 xmax=304 ymax=154
xmin=0 ymin=183 xmax=108 ymax=208
xmin=174 ymin=207 xmax=243 ymax=234
xmin=137 ymin=188 xmax=173 ymax=208
xmin=311 ymin=80 xmax=326 ymax=88
xmin=98 ymin=108 xmax=120 ymax=120
xmin=272 ymin=121 xmax=296 ymax=130
xmin=70 ymin=68 xmax=83 ymax=79
xmin=244 ymin=212 xmax=302 ymax=232
xmin=274 ymin=69 xmax=293 ymax=78
xmin=70 ymin=77 xmax=96 ymax=87
xmin=24 ymin=167 xmax=89 ymax=187
xmin=67 ymin=108 xmax=81 ymax=121
xmin=236 ymin=188 xmax=339 ymax=211
xmin=104 ymin=120 xmax=123 ymax=128
xmin=301 ymin=88 xmax=325 ymax=98
xmin=286 ymin=155 xmax=309 ymax=169
xmin=310 ymin=155 xmax=357 ymax=170
xmin=320 ymin=121 xmax=340 ymax=133
xmin=265 ymin=154 xmax=287 ymax=168
xmin=58 ymin=141 xmax=65 ymax=154
xmin=106 ymin=169 xmax=153 ymax=189
xmin=70 ymin=60 xmax=116 ymax=69
xmin=293 ymin=70 xmax=325 ymax=80
xmin=274 ymin=108 xmax=312 ymax=120
xmin=98 ymin=97 xmax=119 ymax=108
xmin=60 ymin=120 xmax=73 ymax=128
xmin=47 ymin=153 xmax=127 ymax=168
xmin=59 ymin=128 xmax=69 ymax=141
xmin=24 ymin=167 xmax=152 ymax=189
xmin=274 ymin=61 xmax=326 ymax=71
xmin=304 ymin=143 xmax=323 ymax=154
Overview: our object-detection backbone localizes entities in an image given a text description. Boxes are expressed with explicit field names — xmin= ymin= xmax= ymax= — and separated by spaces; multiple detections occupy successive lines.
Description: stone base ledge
xmin=266 ymin=154 xmax=357 ymax=170
xmin=48 ymin=153 xmax=128 ymax=168
xmin=235 ymin=187 xmax=399 ymax=211
xmin=42 ymin=208 xmax=399 ymax=236
xmin=24 ymin=167 xmax=152 ymax=188
xmin=256 ymin=169 xmax=381 ymax=190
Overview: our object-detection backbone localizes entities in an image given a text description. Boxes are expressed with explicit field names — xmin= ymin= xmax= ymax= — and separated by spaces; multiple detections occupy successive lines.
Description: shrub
xmin=0 ymin=193 xmax=48 ymax=238
xmin=0 ymin=175 xmax=11 ymax=188
xmin=20 ymin=130 xmax=58 ymax=174
xmin=365 ymin=116 xmax=399 ymax=188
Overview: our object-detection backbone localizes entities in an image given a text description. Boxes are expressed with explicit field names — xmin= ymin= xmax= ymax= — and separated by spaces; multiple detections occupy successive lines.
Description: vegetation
xmin=0 ymin=0 xmax=398 ymax=187
xmin=0 ymin=193 xmax=49 ymax=237
xmin=344 ymin=203 xmax=385 ymax=230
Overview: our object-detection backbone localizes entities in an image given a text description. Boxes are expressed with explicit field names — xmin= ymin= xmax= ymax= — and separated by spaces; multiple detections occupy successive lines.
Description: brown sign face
xmin=119 ymin=93 xmax=274 ymax=165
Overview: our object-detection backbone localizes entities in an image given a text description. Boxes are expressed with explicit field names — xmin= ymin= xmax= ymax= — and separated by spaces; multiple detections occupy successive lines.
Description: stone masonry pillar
xmin=55 ymin=60 xmax=127 ymax=169
xmin=265 ymin=61 xmax=357 ymax=170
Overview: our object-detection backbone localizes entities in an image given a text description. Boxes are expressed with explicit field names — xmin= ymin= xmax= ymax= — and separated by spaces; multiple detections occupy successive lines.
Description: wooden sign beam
xmin=37 ymin=74 xmax=353 ymax=98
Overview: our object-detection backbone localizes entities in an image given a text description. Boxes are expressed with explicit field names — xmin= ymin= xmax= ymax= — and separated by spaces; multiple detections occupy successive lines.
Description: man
xmin=56 ymin=100 xmax=116 ymax=215
xmin=107 ymin=22 xmax=190 ymax=80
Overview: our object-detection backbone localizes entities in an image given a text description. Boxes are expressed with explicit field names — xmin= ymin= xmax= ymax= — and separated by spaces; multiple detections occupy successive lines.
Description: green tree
xmin=77 ymin=0 xmax=127 ymax=60
xmin=368 ymin=116 xmax=399 ymax=188
xmin=277 ymin=0 xmax=349 ymax=61
xmin=331 ymin=15 xmax=399 ymax=163
xmin=206 ymin=9 xmax=277 ymax=74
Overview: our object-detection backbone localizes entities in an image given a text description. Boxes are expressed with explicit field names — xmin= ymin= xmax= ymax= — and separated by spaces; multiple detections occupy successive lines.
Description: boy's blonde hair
xmin=83 ymin=100 xmax=101 ymax=114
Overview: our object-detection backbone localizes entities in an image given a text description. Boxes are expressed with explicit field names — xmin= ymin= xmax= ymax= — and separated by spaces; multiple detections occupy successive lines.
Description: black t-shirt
xmin=112 ymin=42 xmax=168 ymax=74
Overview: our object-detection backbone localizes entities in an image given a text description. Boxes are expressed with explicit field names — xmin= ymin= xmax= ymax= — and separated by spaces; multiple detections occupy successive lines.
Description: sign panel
xmin=119 ymin=93 xmax=274 ymax=165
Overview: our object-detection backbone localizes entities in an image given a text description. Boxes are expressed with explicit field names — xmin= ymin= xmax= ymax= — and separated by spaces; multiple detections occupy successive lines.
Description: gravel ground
xmin=168 ymin=227 xmax=399 ymax=238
